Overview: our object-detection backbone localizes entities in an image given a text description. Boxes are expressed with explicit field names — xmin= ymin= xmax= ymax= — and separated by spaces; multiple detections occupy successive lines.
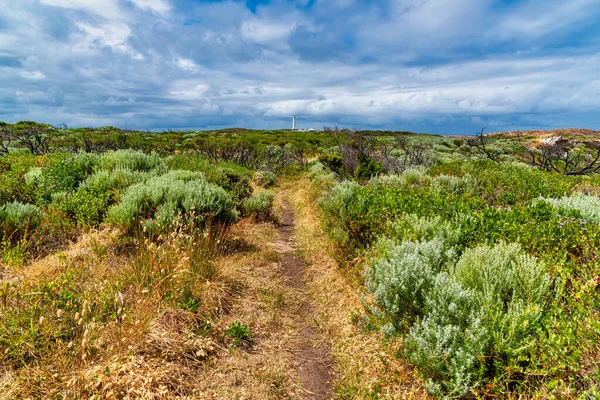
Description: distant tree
xmin=286 ymin=142 xmax=311 ymax=167
xmin=12 ymin=121 xmax=57 ymax=155
xmin=465 ymin=128 xmax=501 ymax=163
xmin=527 ymin=139 xmax=600 ymax=176
xmin=322 ymin=126 xmax=435 ymax=176
xmin=0 ymin=122 xmax=12 ymax=155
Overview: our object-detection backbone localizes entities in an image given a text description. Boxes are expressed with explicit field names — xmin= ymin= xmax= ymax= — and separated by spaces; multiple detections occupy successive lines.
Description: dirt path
xmin=274 ymin=199 xmax=334 ymax=400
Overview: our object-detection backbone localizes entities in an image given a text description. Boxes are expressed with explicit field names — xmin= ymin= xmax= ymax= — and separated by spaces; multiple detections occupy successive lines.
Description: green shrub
xmin=537 ymin=193 xmax=600 ymax=223
xmin=319 ymin=153 xmax=345 ymax=176
xmin=0 ymin=153 xmax=80 ymax=204
xmin=355 ymin=154 xmax=384 ymax=180
xmin=97 ymin=150 xmax=165 ymax=172
xmin=450 ymin=242 xmax=550 ymax=358
xmin=384 ymin=214 xmax=463 ymax=248
xmin=28 ymin=155 xmax=96 ymax=204
xmin=244 ymin=191 xmax=275 ymax=221
xmin=405 ymin=273 xmax=487 ymax=397
xmin=365 ymin=237 xmax=456 ymax=334
xmin=319 ymin=179 xmax=485 ymax=250
xmin=318 ymin=180 xmax=363 ymax=246
xmin=107 ymin=173 xmax=235 ymax=234
xmin=253 ymin=170 xmax=277 ymax=187
xmin=52 ymin=190 xmax=111 ymax=227
xmin=430 ymin=160 xmax=575 ymax=206
xmin=0 ymin=202 xmax=43 ymax=240
xmin=50 ymin=169 xmax=155 ymax=227
xmin=210 ymin=168 xmax=252 ymax=205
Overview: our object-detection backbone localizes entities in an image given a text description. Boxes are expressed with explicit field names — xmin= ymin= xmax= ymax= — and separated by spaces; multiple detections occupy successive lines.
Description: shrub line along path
xmin=274 ymin=199 xmax=334 ymax=400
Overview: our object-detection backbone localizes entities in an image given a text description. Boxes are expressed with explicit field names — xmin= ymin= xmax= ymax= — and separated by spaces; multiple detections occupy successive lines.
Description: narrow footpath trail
xmin=273 ymin=199 xmax=334 ymax=400
xmin=277 ymin=178 xmax=429 ymax=399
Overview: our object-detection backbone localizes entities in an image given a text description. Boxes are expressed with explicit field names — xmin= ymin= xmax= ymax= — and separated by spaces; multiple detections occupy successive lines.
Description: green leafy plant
xmin=354 ymin=154 xmax=384 ymax=180
xmin=243 ymin=191 xmax=274 ymax=221
xmin=0 ymin=201 xmax=43 ymax=241
xmin=225 ymin=321 xmax=251 ymax=346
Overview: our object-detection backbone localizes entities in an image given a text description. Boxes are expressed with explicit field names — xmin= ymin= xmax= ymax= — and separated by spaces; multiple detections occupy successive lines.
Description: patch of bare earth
xmin=274 ymin=200 xmax=334 ymax=400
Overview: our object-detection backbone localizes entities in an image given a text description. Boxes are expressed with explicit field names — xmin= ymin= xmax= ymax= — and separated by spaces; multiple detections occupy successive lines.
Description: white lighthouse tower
xmin=292 ymin=114 xmax=297 ymax=130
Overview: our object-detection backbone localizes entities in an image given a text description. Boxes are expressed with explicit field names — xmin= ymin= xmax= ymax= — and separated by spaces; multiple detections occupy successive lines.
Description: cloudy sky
xmin=0 ymin=0 xmax=599 ymax=134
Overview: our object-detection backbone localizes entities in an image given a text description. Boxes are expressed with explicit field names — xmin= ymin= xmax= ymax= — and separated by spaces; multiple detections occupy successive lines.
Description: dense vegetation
xmin=1 ymin=120 xmax=599 ymax=398
xmin=313 ymin=130 xmax=600 ymax=397
xmin=0 ymin=122 xmax=317 ymax=397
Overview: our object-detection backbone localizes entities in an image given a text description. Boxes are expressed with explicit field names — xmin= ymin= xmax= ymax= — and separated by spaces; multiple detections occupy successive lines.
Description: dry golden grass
xmin=13 ymin=227 xmax=121 ymax=282
xmin=1 ymin=213 xmax=327 ymax=399
xmin=279 ymin=176 xmax=430 ymax=399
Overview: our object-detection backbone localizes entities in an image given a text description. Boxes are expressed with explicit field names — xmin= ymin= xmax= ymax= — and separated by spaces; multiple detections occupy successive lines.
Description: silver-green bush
xmin=69 ymin=152 xmax=99 ymax=174
xmin=368 ymin=167 xmax=432 ymax=188
xmin=368 ymin=173 xmax=406 ymax=187
xmin=308 ymin=161 xmax=326 ymax=179
xmin=405 ymin=273 xmax=487 ymax=397
xmin=308 ymin=162 xmax=338 ymax=193
xmin=365 ymin=237 xmax=456 ymax=334
xmin=450 ymin=242 xmax=550 ymax=357
xmin=253 ymin=170 xmax=277 ymax=187
xmin=0 ymin=202 xmax=44 ymax=239
xmin=24 ymin=167 xmax=43 ymax=186
xmin=366 ymin=237 xmax=551 ymax=397
xmin=243 ymin=190 xmax=274 ymax=220
xmin=97 ymin=150 xmax=166 ymax=173
xmin=536 ymin=193 xmax=600 ymax=223
xmin=318 ymin=180 xmax=361 ymax=217
xmin=431 ymin=174 xmax=477 ymax=195
xmin=107 ymin=173 xmax=235 ymax=234
xmin=385 ymin=214 xmax=462 ymax=247
xmin=401 ymin=166 xmax=431 ymax=185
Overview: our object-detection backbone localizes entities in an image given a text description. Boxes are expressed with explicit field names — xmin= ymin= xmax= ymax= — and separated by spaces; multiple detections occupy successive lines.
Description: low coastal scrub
xmin=537 ymin=192 xmax=600 ymax=223
xmin=2 ymin=126 xmax=600 ymax=398
xmin=243 ymin=190 xmax=275 ymax=221
xmin=107 ymin=172 xmax=236 ymax=234
xmin=315 ymin=159 xmax=600 ymax=397
xmin=0 ymin=202 xmax=43 ymax=241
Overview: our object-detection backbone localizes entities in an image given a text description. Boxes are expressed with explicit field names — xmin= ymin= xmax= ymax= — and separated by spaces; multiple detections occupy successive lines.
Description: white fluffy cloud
xmin=0 ymin=0 xmax=598 ymax=133
xmin=39 ymin=0 xmax=121 ymax=19
xmin=129 ymin=0 xmax=170 ymax=14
